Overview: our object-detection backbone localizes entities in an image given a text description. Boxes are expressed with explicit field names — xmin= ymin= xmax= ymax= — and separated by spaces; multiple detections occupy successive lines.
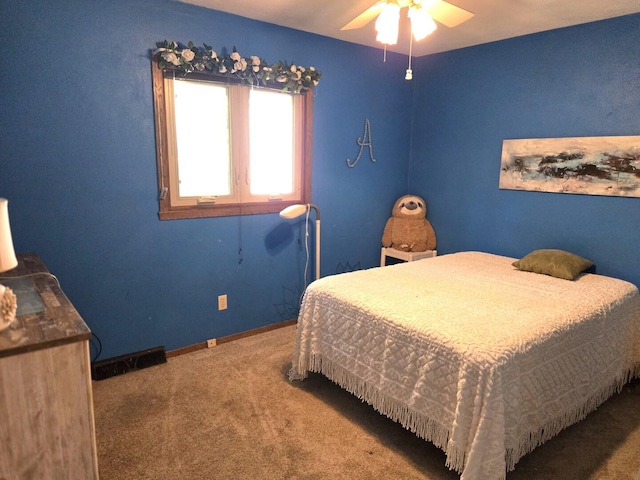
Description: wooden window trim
xmin=151 ymin=58 xmax=313 ymax=220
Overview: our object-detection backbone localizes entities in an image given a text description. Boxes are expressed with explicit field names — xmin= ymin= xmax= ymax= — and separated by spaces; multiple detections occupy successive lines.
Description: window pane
xmin=249 ymin=90 xmax=294 ymax=195
xmin=174 ymin=80 xmax=231 ymax=197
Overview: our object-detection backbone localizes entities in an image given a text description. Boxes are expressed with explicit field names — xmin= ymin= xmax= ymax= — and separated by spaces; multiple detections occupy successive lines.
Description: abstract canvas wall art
xmin=499 ymin=136 xmax=640 ymax=197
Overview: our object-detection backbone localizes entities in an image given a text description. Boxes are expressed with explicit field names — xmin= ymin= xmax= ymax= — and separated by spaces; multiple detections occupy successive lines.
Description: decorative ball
xmin=0 ymin=285 xmax=17 ymax=331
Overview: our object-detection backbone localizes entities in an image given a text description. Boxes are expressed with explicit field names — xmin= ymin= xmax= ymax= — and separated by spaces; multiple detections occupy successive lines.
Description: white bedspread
xmin=289 ymin=252 xmax=640 ymax=480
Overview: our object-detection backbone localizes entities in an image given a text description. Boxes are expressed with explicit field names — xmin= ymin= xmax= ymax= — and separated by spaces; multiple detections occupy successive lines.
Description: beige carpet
xmin=93 ymin=325 xmax=640 ymax=480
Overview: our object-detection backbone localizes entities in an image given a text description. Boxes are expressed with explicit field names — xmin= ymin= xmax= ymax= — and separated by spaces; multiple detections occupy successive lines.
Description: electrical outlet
xmin=218 ymin=294 xmax=228 ymax=311
xmin=207 ymin=339 xmax=217 ymax=348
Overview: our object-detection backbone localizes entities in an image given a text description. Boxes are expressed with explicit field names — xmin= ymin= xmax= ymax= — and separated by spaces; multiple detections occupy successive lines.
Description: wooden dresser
xmin=0 ymin=253 xmax=99 ymax=479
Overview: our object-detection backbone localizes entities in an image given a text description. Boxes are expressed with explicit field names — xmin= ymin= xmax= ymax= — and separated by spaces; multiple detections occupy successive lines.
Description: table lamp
xmin=279 ymin=203 xmax=321 ymax=281
xmin=0 ymin=198 xmax=18 ymax=331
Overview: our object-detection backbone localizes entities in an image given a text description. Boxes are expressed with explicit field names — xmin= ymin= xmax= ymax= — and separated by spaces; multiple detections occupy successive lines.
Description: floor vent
xmin=91 ymin=346 xmax=167 ymax=381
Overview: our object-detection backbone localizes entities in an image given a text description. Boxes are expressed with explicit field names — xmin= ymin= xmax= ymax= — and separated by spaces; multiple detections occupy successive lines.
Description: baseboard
xmin=165 ymin=318 xmax=297 ymax=359
xmin=91 ymin=346 xmax=167 ymax=381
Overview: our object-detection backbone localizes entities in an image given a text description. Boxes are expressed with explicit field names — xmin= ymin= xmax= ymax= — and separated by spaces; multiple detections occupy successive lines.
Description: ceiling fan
xmin=342 ymin=0 xmax=474 ymax=44
xmin=341 ymin=0 xmax=474 ymax=79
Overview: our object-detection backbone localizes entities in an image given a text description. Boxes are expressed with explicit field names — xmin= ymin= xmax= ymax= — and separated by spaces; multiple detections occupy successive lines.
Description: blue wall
xmin=0 ymin=0 xmax=411 ymax=358
xmin=411 ymin=13 xmax=640 ymax=287
xmin=2 ymin=1 xmax=638 ymax=359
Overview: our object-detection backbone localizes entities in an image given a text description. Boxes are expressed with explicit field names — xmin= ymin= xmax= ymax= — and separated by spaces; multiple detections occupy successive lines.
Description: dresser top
xmin=0 ymin=253 xmax=91 ymax=358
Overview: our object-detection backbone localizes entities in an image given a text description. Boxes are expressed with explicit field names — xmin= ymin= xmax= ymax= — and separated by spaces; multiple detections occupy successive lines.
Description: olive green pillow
xmin=512 ymin=249 xmax=594 ymax=280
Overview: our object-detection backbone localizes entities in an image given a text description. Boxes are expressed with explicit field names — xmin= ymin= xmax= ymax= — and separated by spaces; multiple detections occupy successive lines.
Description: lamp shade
xmin=0 ymin=198 xmax=18 ymax=273
xmin=279 ymin=204 xmax=309 ymax=220
xmin=409 ymin=5 xmax=437 ymax=41
xmin=375 ymin=2 xmax=401 ymax=45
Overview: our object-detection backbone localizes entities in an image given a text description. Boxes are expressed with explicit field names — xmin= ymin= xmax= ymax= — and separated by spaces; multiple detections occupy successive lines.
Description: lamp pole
xmin=307 ymin=204 xmax=320 ymax=280
xmin=279 ymin=203 xmax=321 ymax=281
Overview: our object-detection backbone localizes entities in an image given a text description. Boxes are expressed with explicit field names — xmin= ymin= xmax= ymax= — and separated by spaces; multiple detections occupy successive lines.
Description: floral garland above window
xmin=154 ymin=40 xmax=321 ymax=94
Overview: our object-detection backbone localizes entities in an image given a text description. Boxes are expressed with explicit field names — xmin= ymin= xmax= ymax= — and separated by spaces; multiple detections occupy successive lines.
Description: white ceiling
xmin=177 ymin=0 xmax=640 ymax=57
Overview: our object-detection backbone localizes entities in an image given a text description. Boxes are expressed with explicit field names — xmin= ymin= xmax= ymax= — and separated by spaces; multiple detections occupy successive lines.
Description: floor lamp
xmin=0 ymin=198 xmax=18 ymax=331
xmin=279 ymin=203 xmax=321 ymax=281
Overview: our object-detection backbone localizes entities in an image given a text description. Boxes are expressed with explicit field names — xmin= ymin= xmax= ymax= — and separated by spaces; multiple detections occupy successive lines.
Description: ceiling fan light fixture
xmin=375 ymin=1 xmax=401 ymax=45
xmin=409 ymin=5 xmax=437 ymax=41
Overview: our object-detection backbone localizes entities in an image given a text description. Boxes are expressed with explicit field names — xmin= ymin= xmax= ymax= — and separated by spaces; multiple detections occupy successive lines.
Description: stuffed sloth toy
xmin=381 ymin=194 xmax=436 ymax=252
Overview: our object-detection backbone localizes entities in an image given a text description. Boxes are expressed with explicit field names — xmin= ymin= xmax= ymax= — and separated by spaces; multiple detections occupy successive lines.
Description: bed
xmin=289 ymin=251 xmax=640 ymax=480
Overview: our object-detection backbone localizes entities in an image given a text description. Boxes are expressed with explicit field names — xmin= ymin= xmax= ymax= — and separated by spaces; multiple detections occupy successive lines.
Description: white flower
xmin=210 ymin=50 xmax=218 ymax=59
xmin=290 ymin=64 xmax=297 ymax=73
xmin=165 ymin=52 xmax=180 ymax=66
xmin=230 ymin=51 xmax=241 ymax=61
xmin=219 ymin=65 xmax=227 ymax=74
xmin=309 ymin=66 xmax=315 ymax=71
xmin=181 ymin=49 xmax=195 ymax=62
xmin=250 ymin=56 xmax=261 ymax=72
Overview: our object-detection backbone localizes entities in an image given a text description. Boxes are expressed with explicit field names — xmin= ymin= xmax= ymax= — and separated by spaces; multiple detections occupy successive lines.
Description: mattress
xmin=289 ymin=251 xmax=640 ymax=480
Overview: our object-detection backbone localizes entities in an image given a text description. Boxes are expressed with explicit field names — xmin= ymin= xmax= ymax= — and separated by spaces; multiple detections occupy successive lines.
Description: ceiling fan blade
xmin=424 ymin=0 xmax=474 ymax=28
xmin=341 ymin=1 xmax=387 ymax=31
